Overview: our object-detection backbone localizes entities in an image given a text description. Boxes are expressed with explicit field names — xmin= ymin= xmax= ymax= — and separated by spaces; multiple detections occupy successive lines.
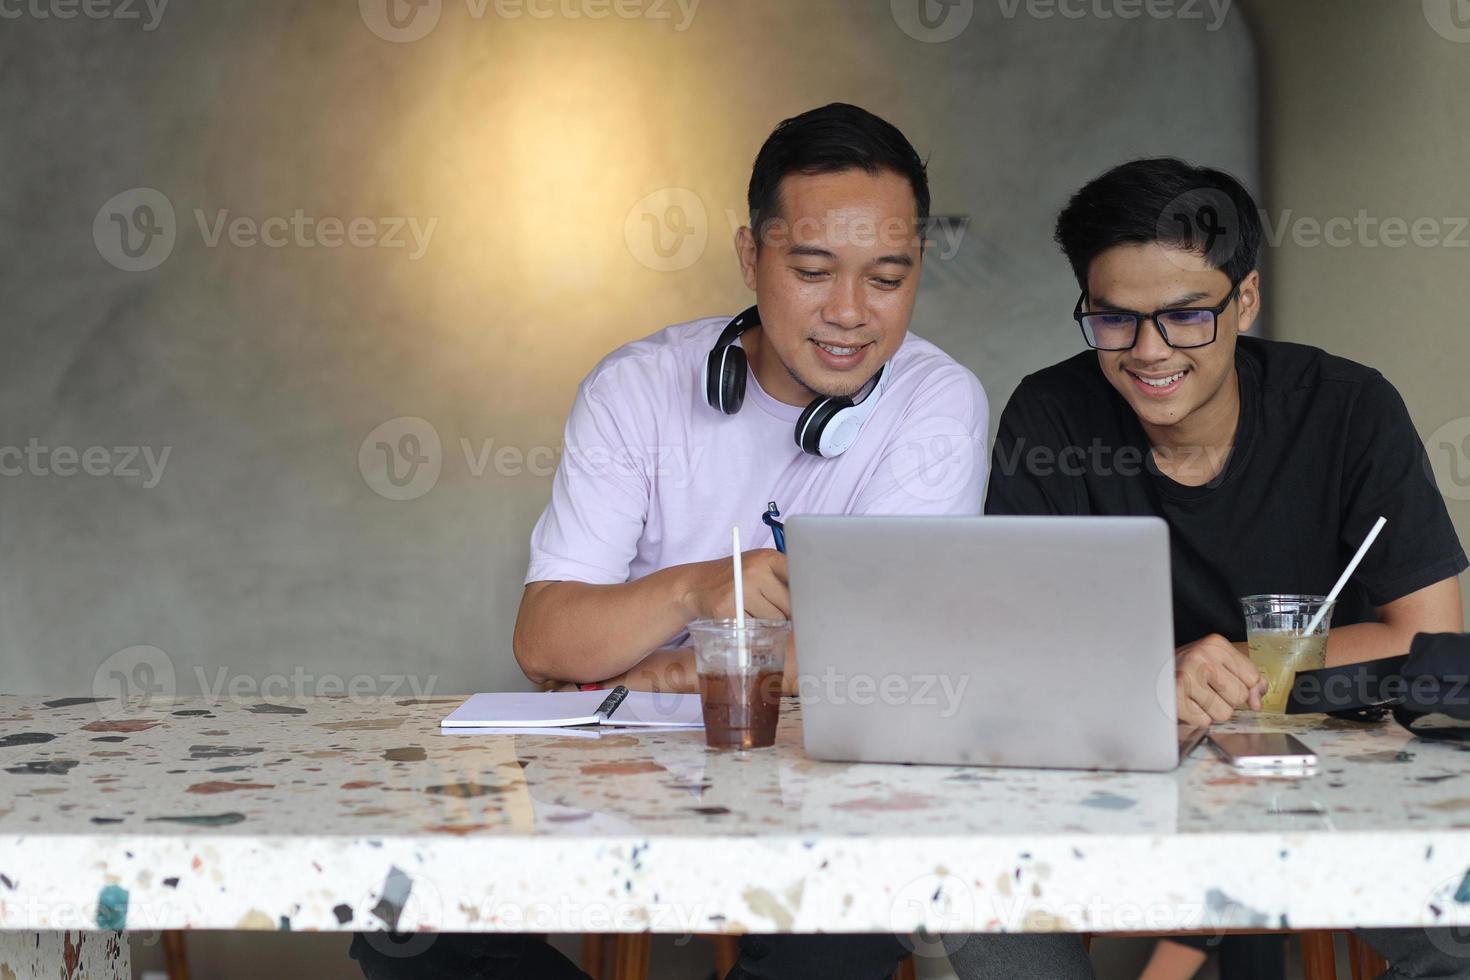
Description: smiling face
xmin=1085 ymin=242 xmax=1260 ymax=436
xmin=735 ymin=167 xmax=921 ymax=405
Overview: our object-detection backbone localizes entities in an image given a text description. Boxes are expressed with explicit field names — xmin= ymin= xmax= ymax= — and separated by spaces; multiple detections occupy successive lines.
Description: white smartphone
xmin=1209 ymin=732 xmax=1318 ymax=770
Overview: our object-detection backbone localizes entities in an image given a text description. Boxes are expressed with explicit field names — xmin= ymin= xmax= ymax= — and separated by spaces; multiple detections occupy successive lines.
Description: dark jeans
xmin=1171 ymin=934 xmax=1286 ymax=980
xmin=349 ymin=932 xmax=912 ymax=980
xmin=1162 ymin=928 xmax=1470 ymax=980
xmin=946 ymin=929 xmax=1470 ymax=980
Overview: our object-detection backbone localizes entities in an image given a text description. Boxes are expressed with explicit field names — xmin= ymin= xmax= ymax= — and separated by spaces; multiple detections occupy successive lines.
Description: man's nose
xmin=822 ymin=277 xmax=865 ymax=329
xmin=1131 ymin=316 xmax=1173 ymax=361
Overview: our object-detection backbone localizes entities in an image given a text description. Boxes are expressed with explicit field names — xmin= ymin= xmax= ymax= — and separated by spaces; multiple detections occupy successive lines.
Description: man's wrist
xmin=664 ymin=560 xmax=701 ymax=623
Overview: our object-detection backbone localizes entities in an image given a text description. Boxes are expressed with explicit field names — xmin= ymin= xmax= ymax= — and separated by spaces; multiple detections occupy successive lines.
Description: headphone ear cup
xmin=794 ymin=395 xmax=852 ymax=456
xmin=703 ymin=348 xmax=723 ymax=410
xmin=719 ymin=345 xmax=747 ymax=414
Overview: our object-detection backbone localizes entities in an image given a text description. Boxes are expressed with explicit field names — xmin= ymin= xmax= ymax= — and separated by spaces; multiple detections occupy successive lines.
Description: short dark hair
xmin=747 ymin=103 xmax=930 ymax=246
xmin=1054 ymin=158 xmax=1263 ymax=290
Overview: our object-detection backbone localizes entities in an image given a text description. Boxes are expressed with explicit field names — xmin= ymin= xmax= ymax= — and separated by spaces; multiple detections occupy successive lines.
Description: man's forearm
xmin=597 ymin=633 xmax=801 ymax=697
xmin=1326 ymin=621 xmax=1422 ymax=667
xmin=514 ymin=566 xmax=695 ymax=684
xmin=1323 ymin=578 xmax=1464 ymax=667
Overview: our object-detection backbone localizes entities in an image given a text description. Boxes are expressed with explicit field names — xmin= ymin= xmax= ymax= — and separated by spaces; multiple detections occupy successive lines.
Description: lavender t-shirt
xmin=526 ymin=315 xmax=989 ymax=589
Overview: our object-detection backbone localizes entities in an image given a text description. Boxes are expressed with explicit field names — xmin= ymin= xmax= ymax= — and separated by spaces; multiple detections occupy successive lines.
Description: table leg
xmin=0 ymin=931 xmax=130 ymax=979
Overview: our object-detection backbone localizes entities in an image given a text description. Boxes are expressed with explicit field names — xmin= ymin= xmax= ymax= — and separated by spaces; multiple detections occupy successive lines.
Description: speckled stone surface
xmin=3 ymin=694 xmax=1470 ymax=936
xmin=0 ymin=929 xmax=128 ymax=979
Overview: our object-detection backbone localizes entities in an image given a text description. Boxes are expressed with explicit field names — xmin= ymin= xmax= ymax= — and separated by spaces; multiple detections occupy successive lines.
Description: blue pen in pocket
xmin=762 ymin=501 xmax=786 ymax=554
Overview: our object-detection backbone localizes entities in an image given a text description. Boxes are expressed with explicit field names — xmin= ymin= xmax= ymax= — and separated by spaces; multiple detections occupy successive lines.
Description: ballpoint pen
xmin=761 ymin=500 xmax=786 ymax=554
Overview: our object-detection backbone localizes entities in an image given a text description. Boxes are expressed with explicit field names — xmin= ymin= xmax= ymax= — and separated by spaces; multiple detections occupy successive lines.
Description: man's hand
xmin=1175 ymin=634 xmax=1266 ymax=727
xmin=681 ymin=548 xmax=790 ymax=622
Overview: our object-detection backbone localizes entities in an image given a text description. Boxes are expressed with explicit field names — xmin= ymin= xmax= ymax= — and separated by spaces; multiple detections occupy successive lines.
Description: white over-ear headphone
xmin=702 ymin=305 xmax=886 ymax=458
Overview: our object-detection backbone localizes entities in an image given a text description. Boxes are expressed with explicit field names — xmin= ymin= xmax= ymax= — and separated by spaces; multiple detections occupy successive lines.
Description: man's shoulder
xmin=1005 ymin=350 xmax=1107 ymax=408
xmin=1240 ymin=337 xmax=1391 ymax=404
xmin=889 ymin=331 xmax=987 ymax=407
xmin=580 ymin=316 xmax=726 ymax=399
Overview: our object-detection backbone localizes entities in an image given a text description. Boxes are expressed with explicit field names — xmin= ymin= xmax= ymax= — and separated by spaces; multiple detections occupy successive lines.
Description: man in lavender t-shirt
xmin=350 ymin=106 xmax=1023 ymax=980
xmin=513 ymin=104 xmax=987 ymax=701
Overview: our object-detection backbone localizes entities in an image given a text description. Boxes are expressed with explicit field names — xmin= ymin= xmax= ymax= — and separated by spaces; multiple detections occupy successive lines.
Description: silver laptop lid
xmin=787 ymin=515 xmax=1179 ymax=772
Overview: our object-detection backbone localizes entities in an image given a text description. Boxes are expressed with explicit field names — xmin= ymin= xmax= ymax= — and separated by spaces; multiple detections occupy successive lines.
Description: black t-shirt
xmin=985 ymin=336 xmax=1468 ymax=646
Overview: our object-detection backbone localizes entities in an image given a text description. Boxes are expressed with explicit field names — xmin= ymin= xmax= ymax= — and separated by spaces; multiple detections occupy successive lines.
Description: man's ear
xmin=735 ymin=226 xmax=759 ymax=292
xmin=1235 ymin=269 xmax=1262 ymax=334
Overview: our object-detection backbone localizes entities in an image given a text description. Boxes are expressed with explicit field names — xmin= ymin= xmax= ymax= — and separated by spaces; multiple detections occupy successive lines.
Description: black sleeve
xmin=1340 ymin=375 xmax=1468 ymax=606
xmin=983 ymin=379 xmax=1086 ymax=516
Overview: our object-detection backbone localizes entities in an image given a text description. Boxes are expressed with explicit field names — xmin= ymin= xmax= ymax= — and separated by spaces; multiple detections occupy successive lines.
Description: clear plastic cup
xmin=686 ymin=619 xmax=789 ymax=750
xmin=1240 ymin=594 xmax=1334 ymax=713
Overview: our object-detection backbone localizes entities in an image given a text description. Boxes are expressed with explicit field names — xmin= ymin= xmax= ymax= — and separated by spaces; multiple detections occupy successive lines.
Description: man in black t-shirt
xmin=962 ymin=158 xmax=1469 ymax=980
xmin=987 ymin=159 xmax=1466 ymax=729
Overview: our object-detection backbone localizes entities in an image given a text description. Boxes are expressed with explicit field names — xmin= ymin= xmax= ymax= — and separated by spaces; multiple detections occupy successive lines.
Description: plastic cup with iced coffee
xmin=687 ymin=619 xmax=789 ymax=750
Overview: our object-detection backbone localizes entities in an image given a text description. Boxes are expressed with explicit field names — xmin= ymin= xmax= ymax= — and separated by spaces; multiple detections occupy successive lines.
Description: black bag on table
xmin=1286 ymin=632 xmax=1470 ymax=741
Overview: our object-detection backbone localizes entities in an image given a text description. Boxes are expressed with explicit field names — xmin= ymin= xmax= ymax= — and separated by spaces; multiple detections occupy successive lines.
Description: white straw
xmin=1305 ymin=516 xmax=1387 ymax=634
xmin=732 ymin=525 xmax=748 ymax=668
xmin=732 ymin=525 xmax=746 ymax=634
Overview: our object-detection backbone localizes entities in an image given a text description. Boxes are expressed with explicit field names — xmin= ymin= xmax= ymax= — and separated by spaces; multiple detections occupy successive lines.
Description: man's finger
xmin=1177 ymin=695 xmax=1211 ymax=729
xmin=1185 ymin=671 xmax=1236 ymax=723
xmin=745 ymin=594 xmax=785 ymax=621
xmin=759 ymin=581 xmax=792 ymax=619
xmin=1201 ymin=661 xmax=1251 ymax=708
xmin=768 ymin=553 xmax=789 ymax=586
xmin=1212 ymin=646 xmax=1263 ymax=691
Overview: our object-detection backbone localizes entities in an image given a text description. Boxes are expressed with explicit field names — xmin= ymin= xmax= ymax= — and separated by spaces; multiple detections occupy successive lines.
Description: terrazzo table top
xmin=2 ymin=694 xmax=1470 ymax=936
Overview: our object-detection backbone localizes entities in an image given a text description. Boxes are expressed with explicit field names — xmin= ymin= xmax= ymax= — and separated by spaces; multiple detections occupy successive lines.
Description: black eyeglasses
xmin=1074 ymin=282 xmax=1240 ymax=351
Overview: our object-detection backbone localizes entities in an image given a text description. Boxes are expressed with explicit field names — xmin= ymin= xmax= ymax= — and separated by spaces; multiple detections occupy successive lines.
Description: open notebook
xmin=440 ymin=686 xmax=703 ymax=730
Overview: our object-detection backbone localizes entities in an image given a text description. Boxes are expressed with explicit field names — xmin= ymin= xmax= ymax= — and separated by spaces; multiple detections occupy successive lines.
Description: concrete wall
xmin=1243 ymin=0 xmax=1470 ymax=610
xmin=0 ymin=0 xmax=1256 ymax=705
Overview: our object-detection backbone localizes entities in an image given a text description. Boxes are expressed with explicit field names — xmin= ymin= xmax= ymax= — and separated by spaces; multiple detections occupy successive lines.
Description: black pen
xmin=594 ymin=685 xmax=629 ymax=723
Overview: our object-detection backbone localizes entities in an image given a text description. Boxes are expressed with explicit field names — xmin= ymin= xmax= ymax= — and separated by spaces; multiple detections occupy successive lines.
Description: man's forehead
xmin=769 ymin=173 xmax=920 ymax=255
xmin=1087 ymin=246 xmax=1230 ymax=303
xmin=776 ymin=169 xmax=917 ymax=218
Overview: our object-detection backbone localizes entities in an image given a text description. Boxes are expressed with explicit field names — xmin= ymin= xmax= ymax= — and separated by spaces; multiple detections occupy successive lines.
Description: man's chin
xmin=787 ymin=362 xmax=869 ymax=401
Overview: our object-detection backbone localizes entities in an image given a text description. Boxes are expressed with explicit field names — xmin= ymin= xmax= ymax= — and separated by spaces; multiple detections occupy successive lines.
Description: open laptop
xmin=786 ymin=515 xmax=1201 ymax=772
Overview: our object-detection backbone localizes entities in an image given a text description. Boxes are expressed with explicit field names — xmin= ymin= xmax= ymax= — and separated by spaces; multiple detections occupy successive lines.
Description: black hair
xmin=1054 ymin=158 xmax=1263 ymax=289
xmin=747 ymin=103 xmax=930 ymax=246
